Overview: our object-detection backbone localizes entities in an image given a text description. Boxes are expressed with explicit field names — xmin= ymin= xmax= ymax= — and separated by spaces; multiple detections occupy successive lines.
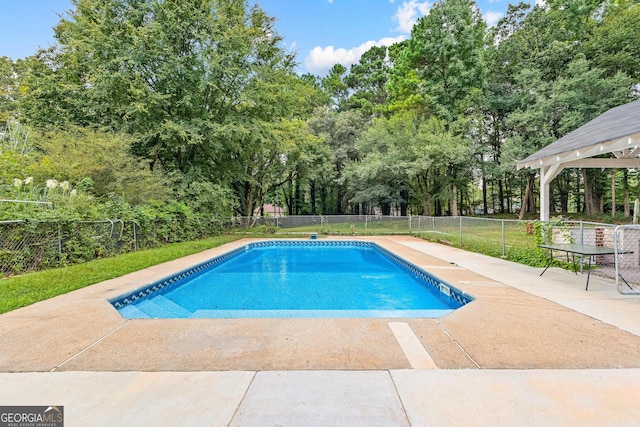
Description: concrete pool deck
xmin=1 ymin=236 xmax=640 ymax=425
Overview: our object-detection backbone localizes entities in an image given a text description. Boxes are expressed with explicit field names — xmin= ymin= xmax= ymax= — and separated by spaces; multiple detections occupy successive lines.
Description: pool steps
xmin=120 ymin=296 xmax=191 ymax=319
xmin=149 ymin=295 xmax=192 ymax=317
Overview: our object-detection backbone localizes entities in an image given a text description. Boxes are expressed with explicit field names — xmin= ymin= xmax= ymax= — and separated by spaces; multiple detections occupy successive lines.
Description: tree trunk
xmin=598 ymin=194 xmax=604 ymax=215
xmin=435 ymin=199 xmax=442 ymax=216
xmin=320 ymin=186 xmax=327 ymax=215
xmin=294 ymin=179 xmax=301 ymax=215
xmin=582 ymin=169 xmax=593 ymax=215
xmin=482 ymin=177 xmax=488 ymax=215
xmin=244 ymin=185 xmax=255 ymax=218
xmin=558 ymin=185 xmax=568 ymax=213
xmin=623 ymin=170 xmax=630 ymax=217
xmin=284 ymin=181 xmax=294 ymax=216
xmin=400 ymin=188 xmax=409 ymax=217
xmin=611 ymin=170 xmax=616 ymax=218
xmin=504 ymin=177 xmax=511 ymax=213
xmin=449 ymin=183 xmax=458 ymax=216
xmin=310 ymin=180 xmax=317 ymax=215
xmin=381 ymin=202 xmax=391 ymax=216
xmin=417 ymin=173 xmax=432 ymax=216
xmin=419 ymin=195 xmax=431 ymax=216
xmin=519 ymin=173 xmax=536 ymax=220
xmin=575 ymin=171 xmax=582 ymax=213
xmin=498 ymin=179 xmax=504 ymax=214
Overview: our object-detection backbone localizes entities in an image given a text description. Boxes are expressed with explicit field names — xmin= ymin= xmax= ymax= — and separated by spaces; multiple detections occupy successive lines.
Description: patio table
xmin=538 ymin=243 xmax=632 ymax=291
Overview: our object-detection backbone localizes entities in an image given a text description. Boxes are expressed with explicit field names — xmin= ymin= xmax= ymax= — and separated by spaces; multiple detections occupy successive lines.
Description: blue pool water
xmin=111 ymin=241 xmax=473 ymax=318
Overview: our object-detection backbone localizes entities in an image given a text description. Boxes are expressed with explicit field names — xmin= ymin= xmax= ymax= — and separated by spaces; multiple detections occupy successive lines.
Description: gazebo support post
xmin=539 ymin=164 xmax=564 ymax=222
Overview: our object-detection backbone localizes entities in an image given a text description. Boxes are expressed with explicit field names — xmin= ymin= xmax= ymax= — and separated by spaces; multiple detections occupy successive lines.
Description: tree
xmin=396 ymin=0 xmax=487 ymax=122
xmin=477 ymin=2 xmax=533 ymax=215
xmin=307 ymin=107 xmax=369 ymax=214
xmin=347 ymin=111 xmax=468 ymax=215
xmin=31 ymin=127 xmax=175 ymax=205
xmin=344 ymin=45 xmax=391 ymax=115
xmin=494 ymin=1 xmax=637 ymax=218
xmin=321 ymin=64 xmax=350 ymax=110
xmin=0 ymin=57 xmax=19 ymax=124
xmin=386 ymin=0 xmax=487 ymax=215
xmin=587 ymin=0 xmax=640 ymax=80
xmin=21 ymin=0 xmax=315 ymax=217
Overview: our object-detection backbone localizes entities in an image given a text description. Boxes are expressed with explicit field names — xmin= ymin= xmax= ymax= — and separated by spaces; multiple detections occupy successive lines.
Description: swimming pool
xmin=110 ymin=240 xmax=473 ymax=318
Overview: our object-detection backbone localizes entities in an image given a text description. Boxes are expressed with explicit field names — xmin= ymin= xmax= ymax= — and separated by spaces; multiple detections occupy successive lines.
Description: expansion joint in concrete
xmin=50 ymin=320 xmax=132 ymax=371
xmin=435 ymin=320 xmax=481 ymax=369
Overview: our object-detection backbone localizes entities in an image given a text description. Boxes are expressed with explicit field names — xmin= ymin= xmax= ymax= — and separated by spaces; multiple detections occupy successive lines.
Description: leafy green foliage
xmin=344 ymin=46 xmax=391 ymax=114
xmin=346 ymin=111 xmax=468 ymax=215
xmin=18 ymin=0 xmax=319 ymax=219
xmin=32 ymin=127 xmax=174 ymax=205
xmin=4 ymin=0 xmax=640 ymax=222
xmin=391 ymin=0 xmax=486 ymax=122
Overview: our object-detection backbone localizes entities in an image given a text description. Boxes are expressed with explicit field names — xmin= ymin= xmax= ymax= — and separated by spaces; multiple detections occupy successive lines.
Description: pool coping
xmin=2 ymin=235 xmax=640 ymax=372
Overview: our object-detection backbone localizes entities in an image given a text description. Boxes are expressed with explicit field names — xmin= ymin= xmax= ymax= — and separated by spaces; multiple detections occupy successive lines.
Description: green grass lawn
xmin=0 ymin=234 xmax=242 ymax=314
xmin=229 ymin=218 xmax=413 ymax=235
xmin=0 ymin=223 xmax=552 ymax=315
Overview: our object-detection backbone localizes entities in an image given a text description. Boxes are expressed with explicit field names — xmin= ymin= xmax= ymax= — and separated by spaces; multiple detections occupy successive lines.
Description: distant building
xmin=254 ymin=204 xmax=284 ymax=217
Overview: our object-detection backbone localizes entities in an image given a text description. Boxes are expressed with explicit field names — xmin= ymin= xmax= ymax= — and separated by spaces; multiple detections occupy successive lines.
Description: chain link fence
xmin=535 ymin=220 xmax=640 ymax=293
xmin=0 ymin=218 xmax=222 ymax=276
xmin=228 ymin=215 xmax=539 ymax=259
xmin=410 ymin=216 xmax=541 ymax=263
xmin=613 ymin=225 xmax=640 ymax=294
xmin=4 ymin=215 xmax=640 ymax=294
xmin=223 ymin=214 xmax=413 ymax=234
xmin=228 ymin=215 xmax=640 ymax=293
xmin=1 ymin=220 xmax=121 ymax=275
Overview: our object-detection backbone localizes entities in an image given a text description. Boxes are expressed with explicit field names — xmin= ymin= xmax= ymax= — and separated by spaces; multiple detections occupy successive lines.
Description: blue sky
xmin=0 ymin=0 xmax=536 ymax=76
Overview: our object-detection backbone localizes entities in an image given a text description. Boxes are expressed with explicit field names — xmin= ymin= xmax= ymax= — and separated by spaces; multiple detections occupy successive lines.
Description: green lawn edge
xmin=0 ymin=234 xmax=242 ymax=314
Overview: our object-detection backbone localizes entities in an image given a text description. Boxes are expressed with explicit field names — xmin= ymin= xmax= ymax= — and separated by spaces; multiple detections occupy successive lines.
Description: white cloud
xmin=484 ymin=10 xmax=503 ymax=27
xmin=393 ymin=0 xmax=432 ymax=34
xmin=305 ymin=36 xmax=406 ymax=76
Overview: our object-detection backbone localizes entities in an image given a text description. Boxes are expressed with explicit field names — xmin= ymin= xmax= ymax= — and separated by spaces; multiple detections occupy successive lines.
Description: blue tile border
xmin=371 ymin=243 xmax=474 ymax=306
xmin=109 ymin=245 xmax=246 ymax=309
xmin=109 ymin=240 xmax=474 ymax=314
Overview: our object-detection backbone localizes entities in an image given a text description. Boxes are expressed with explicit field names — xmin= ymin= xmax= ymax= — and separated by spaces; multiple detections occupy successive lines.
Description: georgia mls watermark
xmin=0 ymin=406 xmax=63 ymax=427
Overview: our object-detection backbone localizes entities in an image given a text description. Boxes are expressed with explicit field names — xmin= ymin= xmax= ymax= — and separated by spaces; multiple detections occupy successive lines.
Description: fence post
xmin=459 ymin=216 xmax=463 ymax=247
xmin=133 ymin=222 xmax=138 ymax=251
xmin=578 ymin=221 xmax=584 ymax=274
xmin=501 ymin=220 xmax=506 ymax=257
xmin=409 ymin=216 xmax=412 ymax=232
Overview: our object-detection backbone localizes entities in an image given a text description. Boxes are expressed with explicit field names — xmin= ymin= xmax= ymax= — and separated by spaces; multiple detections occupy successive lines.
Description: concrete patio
xmin=1 ymin=236 xmax=640 ymax=426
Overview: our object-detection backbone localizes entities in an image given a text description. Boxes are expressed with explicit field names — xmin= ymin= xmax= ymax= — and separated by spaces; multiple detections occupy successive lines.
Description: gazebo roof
xmin=517 ymin=99 xmax=640 ymax=170
xmin=516 ymin=98 xmax=640 ymax=221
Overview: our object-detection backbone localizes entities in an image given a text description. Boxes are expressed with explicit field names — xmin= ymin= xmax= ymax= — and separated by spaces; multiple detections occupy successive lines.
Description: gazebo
xmin=517 ymin=99 xmax=640 ymax=221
